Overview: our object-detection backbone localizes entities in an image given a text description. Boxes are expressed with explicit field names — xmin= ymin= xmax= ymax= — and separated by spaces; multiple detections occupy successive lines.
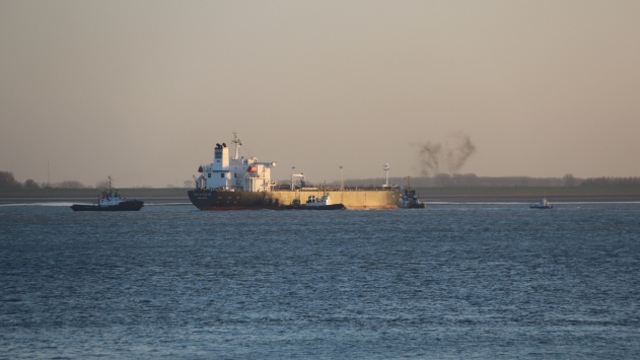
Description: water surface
xmin=1 ymin=203 xmax=639 ymax=359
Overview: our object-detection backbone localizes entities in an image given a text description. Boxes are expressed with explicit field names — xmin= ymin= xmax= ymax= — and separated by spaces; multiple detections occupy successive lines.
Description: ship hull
xmin=187 ymin=189 xmax=399 ymax=211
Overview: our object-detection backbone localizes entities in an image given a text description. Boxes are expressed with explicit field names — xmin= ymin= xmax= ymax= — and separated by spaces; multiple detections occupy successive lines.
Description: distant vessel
xmin=398 ymin=177 xmax=426 ymax=209
xmin=530 ymin=195 xmax=553 ymax=209
xmin=70 ymin=177 xmax=144 ymax=212
xmin=187 ymin=133 xmax=400 ymax=210
xmin=287 ymin=193 xmax=346 ymax=210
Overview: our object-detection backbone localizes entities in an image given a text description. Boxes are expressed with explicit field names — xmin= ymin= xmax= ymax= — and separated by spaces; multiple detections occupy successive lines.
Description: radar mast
xmin=232 ymin=132 xmax=242 ymax=160
xmin=383 ymin=163 xmax=390 ymax=188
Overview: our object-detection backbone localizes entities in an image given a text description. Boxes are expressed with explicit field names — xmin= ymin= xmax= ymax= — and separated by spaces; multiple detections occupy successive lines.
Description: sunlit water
xmin=1 ymin=203 xmax=639 ymax=359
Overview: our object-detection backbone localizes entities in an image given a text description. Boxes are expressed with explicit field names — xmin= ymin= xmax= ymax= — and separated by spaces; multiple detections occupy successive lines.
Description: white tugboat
xmin=290 ymin=193 xmax=346 ymax=210
xmin=70 ymin=177 xmax=144 ymax=211
xmin=530 ymin=194 xmax=553 ymax=209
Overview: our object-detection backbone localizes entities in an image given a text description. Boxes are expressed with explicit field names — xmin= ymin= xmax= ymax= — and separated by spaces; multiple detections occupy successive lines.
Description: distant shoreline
xmin=2 ymin=186 xmax=640 ymax=204
xmin=0 ymin=188 xmax=189 ymax=204
xmin=2 ymin=196 xmax=639 ymax=205
xmin=0 ymin=197 xmax=191 ymax=205
xmin=421 ymin=194 xmax=640 ymax=203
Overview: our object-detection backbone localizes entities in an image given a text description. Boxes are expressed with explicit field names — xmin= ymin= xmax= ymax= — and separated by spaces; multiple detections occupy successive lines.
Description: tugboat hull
xmin=399 ymin=203 xmax=426 ymax=209
xmin=530 ymin=204 xmax=553 ymax=209
xmin=70 ymin=201 xmax=144 ymax=212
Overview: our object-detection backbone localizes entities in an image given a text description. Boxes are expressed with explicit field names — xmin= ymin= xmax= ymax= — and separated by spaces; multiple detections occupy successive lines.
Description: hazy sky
xmin=1 ymin=1 xmax=639 ymax=187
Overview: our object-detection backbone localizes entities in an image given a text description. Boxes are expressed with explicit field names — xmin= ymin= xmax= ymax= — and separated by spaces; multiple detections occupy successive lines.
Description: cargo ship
xmin=187 ymin=134 xmax=400 ymax=210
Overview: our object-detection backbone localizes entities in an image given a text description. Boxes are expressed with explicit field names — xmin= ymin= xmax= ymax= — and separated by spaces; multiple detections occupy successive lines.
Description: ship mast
xmin=232 ymin=132 xmax=242 ymax=160
xmin=383 ymin=163 xmax=390 ymax=188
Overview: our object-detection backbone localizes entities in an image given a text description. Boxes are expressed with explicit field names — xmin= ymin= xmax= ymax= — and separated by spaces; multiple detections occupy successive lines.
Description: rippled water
xmin=1 ymin=203 xmax=639 ymax=359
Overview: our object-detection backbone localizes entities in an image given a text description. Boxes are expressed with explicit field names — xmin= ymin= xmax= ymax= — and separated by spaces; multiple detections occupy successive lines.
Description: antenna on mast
xmin=232 ymin=132 xmax=242 ymax=160
xmin=383 ymin=163 xmax=390 ymax=188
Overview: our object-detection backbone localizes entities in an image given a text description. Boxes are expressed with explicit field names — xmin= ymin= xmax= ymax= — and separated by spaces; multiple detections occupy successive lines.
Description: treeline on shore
xmin=0 ymin=171 xmax=191 ymax=198
xmin=3 ymin=170 xmax=640 ymax=195
xmin=0 ymin=171 xmax=191 ymax=191
xmin=336 ymin=173 xmax=640 ymax=188
xmin=0 ymin=171 xmax=189 ymax=199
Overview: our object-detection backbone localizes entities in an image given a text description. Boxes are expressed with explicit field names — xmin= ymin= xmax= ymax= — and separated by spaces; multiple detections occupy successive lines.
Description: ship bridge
xmin=196 ymin=136 xmax=276 ymax=192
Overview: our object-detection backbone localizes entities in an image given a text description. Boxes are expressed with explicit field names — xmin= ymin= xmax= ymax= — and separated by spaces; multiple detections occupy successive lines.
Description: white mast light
xmin=383 ymin=163 xmax=390 ymax=188
xmin=232 ymin=132 xmax=242 ymax=160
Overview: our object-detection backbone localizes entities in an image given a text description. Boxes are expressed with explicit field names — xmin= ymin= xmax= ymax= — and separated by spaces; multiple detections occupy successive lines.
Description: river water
xmin=1 ymin=203 xmax=639 ymax=359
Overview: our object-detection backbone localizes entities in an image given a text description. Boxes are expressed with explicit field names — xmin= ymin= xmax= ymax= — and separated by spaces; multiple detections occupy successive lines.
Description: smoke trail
xmin=446 ymin=132 xmax=476 ymax=173
xmin=414 ymin=132 xmax=476 ymax=176
xmin=418 ymin=142 xmax=442 ymax=176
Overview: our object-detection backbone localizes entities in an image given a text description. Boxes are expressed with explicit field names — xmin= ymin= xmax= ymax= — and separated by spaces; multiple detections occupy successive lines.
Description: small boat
xmin=399 ymin=189 xmax=426 ymax=209
xmin=398 ymin=177 xmax=426 ymax=209
xmin=71 ymin=177 xmax=144 ymax=212
xmin=530 ymin=196 xmax=553 ymax=209
xmin=288 ymin=194 xmax=346 ymax=210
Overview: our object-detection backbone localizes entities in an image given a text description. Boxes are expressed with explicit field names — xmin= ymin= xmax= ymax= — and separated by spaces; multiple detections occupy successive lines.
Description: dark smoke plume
xmin=418 ymin=142 xmax=442 ymax=176
xmin=446 ymin=132 xmax=476 ymax=173
xmin=414 ymin=132 xmax=476 ymax=176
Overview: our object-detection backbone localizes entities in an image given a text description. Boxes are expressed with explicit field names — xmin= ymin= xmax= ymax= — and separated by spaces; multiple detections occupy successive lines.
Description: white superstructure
xmin=305 ymin=194 xmax=333 ymax=207
xmin=99 ymin=176 xmax=126 ymax=206
xmin=195 ymin=133 xmax=277 ymax=192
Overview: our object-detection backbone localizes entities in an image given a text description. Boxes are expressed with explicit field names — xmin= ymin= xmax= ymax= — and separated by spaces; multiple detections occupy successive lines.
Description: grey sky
xmin=1 ymin=0 xmax=639 ymax=187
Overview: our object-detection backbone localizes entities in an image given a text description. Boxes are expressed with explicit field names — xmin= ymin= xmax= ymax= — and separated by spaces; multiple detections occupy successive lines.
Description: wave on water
xmin=426 ymin=202 xmax=531 ymax=205
xmin=426 ymin=201 xmax=640 ymax=205
xmin=0 ymin=202 xmax=194 ymax=207
xmin=143 ymin=203 xmax=192 ymax=206
xmin=0 ymin=202 xmax=82 ymax=207
xmin=556 ymin=201 xmax=640 ymax=205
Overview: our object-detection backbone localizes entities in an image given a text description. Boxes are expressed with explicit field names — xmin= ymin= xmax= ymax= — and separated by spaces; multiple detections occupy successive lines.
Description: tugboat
xmin=288 ymin=192 xmax=346 ymax=210
xmin=70 ymin=177 xmax=144 ymax=212
xmin=398 ymin=177 xmax=426 ymax=209
xmin=530 ymin=195 xmax=553 ymax=209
